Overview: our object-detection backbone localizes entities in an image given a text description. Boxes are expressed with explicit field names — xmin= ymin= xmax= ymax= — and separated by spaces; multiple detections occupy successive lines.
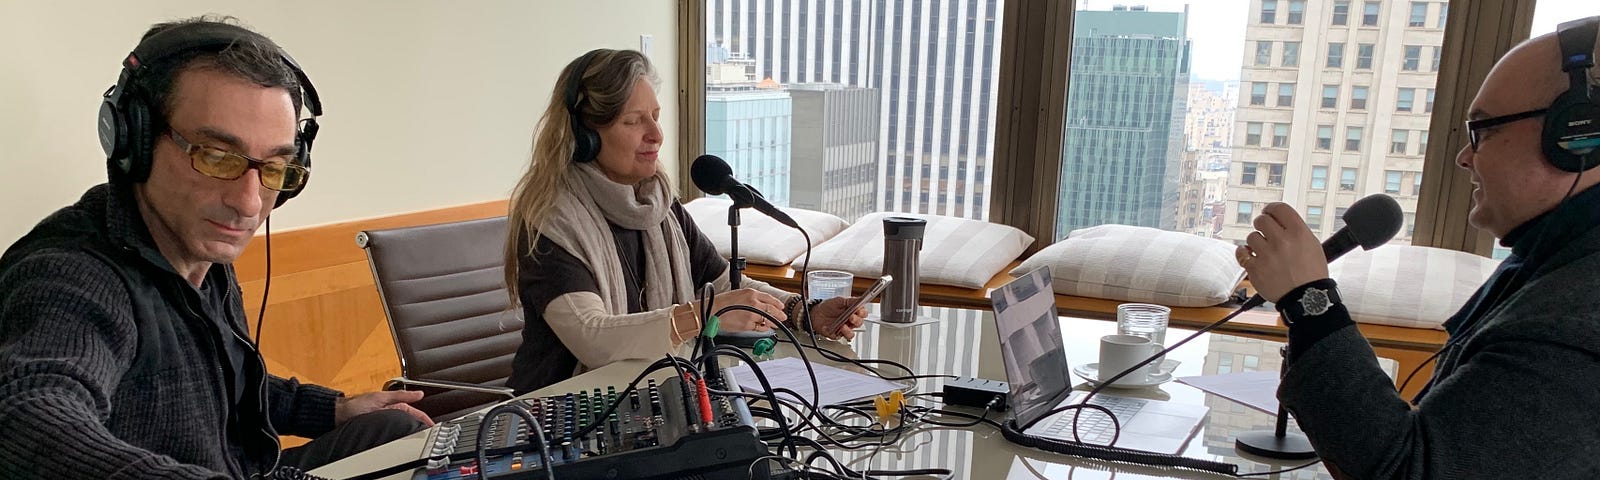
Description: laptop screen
xmin=989 ymin=267 xmax=1073 ymax=427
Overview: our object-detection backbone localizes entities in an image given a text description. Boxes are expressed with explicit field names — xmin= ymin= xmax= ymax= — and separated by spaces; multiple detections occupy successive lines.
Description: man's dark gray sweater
xmin=1279 ymin=187 xmax=1600 ymax=479
xmin=0 ymin=183 xmax=342 ymax=479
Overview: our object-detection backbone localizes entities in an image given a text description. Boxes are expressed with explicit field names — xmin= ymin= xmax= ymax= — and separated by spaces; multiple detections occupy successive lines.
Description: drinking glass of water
xmin=805 ymin=270 xmax=854 ymax=301
xmin=1117 ymin=303 xmax=1171 ymax=368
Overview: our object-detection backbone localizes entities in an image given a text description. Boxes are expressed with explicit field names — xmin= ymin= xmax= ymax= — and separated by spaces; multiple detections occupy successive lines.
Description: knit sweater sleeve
xmin=266 ymin=376 xmax=343 ymax=438
xmin=0 ymin=251 xmax=226 ymax=479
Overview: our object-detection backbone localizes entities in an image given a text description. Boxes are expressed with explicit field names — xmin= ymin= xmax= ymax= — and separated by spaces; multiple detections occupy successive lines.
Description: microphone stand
xmin=1235 ymin=345 xmax=1317 ymax=459
xmin=726 ymin=203 xmax=746 ymax=289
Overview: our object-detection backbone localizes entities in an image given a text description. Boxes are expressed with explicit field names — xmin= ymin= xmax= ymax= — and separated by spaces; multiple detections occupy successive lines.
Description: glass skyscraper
xmin=1056 ymin=6 xmax=1192 ymax=238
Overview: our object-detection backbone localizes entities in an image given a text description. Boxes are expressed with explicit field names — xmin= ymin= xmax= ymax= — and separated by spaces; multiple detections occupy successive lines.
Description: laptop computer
xmin=988 ymin=266 xmax=1208 ymax=454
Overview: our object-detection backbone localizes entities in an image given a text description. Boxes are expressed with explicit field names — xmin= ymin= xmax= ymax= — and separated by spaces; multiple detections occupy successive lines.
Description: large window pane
xmin=1064 ymin=0 xmax=1450 ymax=245
xmin=1403 ymin=45 xmax=1422 ymax=71
xmin=1307 ymin=206 xmax=1324 ymax=229
xmin=1409 ymin=2 xmax=1428 ymax=27
xmin=706 ymin=0 xmax=1004 ymax=221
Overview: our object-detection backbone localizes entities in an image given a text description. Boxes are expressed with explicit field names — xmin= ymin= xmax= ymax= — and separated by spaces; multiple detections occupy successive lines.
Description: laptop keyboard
xmin=1040 ymin=395 xmax=1147 ymax=444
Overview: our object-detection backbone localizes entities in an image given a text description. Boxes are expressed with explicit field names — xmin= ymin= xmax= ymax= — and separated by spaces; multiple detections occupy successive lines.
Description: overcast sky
xmin=1079 ymin=0 xmax=1598 ymax=82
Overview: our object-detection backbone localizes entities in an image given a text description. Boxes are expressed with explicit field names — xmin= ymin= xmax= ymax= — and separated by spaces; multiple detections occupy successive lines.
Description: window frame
xmin=1409 ymin=2 xmax=1428 ymax=27
xmin=1288 ymin=0 xmax=1306 ymax=25
xmin=682 ymin=0 xmax=1541 ymax=257
xmin=1261 ymin=0 xmax=1278 ymax=24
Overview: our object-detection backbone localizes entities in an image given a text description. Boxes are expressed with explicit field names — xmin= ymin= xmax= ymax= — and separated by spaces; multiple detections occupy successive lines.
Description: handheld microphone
xmin=1242 ymin=193 xmax=1404 ymax=308
xmin=690 ymin=154 xmax=801 ymax=229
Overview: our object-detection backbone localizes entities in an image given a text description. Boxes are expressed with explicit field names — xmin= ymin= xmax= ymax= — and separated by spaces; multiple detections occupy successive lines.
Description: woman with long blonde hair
xmin=503 ymin=49 xmax=865 ymax=394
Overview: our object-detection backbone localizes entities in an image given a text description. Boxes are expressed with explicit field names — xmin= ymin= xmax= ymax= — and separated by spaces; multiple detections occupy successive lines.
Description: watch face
xmin=1301 ymin=288 xmax=1332 ymax=316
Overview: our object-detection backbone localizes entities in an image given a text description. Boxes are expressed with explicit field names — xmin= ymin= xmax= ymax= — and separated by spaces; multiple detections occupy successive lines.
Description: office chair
xmin=357 ymin=216 xmax=522 ymax=421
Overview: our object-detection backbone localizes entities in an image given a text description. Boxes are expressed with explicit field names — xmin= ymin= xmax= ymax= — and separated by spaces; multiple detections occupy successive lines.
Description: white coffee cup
xmin=1098 ymin=334 xmax=1162 ymax=386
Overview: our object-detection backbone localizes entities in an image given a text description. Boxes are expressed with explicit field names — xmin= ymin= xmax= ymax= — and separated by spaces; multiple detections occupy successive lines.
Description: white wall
xmin=0 ymin=1 xmax=679 ymax=247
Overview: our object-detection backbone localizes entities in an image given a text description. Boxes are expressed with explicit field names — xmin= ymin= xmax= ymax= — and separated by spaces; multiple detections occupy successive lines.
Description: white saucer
xmin=1072 ymin=361 xmax=1178 ymax=388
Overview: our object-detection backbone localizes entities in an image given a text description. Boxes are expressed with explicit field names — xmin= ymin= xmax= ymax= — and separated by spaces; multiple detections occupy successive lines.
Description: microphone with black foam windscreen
xmin=689 ymin=154 xmax=800 ymax=229
xmin=1238 ymin=192 xmax=1405 ymax=309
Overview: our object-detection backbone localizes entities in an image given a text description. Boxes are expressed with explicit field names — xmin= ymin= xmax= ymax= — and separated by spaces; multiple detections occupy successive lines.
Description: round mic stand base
xmin=1235 ymin=430 xmax=1317 ymax=459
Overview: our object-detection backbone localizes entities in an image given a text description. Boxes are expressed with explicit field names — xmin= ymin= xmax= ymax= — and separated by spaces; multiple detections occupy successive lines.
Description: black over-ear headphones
xmin=98 ymin=22 xmax=323 ymax=208
xmin=1545 ymin=16 xmax=1600 ymax=173
xmin=564 ymin=50 xmax=603 ymax=163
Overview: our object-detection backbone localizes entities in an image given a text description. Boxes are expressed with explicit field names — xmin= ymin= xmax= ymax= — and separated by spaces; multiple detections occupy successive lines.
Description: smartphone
xmin=819 ymin=275 xmax=893 ymax=334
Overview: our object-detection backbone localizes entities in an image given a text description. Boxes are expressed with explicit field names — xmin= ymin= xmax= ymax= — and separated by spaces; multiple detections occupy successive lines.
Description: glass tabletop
xmin=766 ymin=304 xmax=1393 ymax=480
xmin=314 ymin=303 xmax=1395 ymax=479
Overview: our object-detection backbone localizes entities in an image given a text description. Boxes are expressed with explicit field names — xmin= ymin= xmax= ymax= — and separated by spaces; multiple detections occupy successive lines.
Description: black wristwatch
xmin=1275 ymin=279 xmax=1342 ymax=325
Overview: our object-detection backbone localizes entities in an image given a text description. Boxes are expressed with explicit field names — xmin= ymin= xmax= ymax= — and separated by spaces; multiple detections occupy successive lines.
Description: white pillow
xmin=794 ymin=212 xmax=1035 ymax=289
xmin=1328 ymin=245 xmax=1500 ymax=330
xmin=1011 ymin=224 xmax=1244 ymax=307
xmin=682 ymin=197 xmax=850 ymax=266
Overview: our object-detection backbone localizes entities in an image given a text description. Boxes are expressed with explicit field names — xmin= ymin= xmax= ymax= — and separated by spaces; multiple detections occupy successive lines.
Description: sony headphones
xmin=1545 ymin=16 xmax=1600 ymax=173
xmin=98 ymin=22 xmax=323 ymax=208
xmin=564 ymin=50 xmax=603 ymax=163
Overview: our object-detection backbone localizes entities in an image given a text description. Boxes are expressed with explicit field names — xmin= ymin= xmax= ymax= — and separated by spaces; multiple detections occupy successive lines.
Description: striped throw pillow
xmin=1328 ymin=245 xmax=1501 ymax=330
xmin=796 ymin=212 xmax=1035 ymax=289
xmin=1012 ymin=224 xmax=1244 ymax=307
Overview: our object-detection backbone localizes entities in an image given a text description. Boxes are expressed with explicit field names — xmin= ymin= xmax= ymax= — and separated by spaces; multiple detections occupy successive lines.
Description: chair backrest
xmin=357 ymin=216 xmax=522 ymax=418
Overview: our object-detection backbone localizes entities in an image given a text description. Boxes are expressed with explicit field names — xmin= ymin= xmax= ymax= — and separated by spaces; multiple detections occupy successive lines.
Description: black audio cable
xmin=1000 ymin=418 xmax=1238 ymax=476
xmin=716 ymin=304 xmax=823 ymax=410
xmin=474 ymin=402 xmax=554 ymax=480
xmin=254 ymin=215 xmax=273 ymax=345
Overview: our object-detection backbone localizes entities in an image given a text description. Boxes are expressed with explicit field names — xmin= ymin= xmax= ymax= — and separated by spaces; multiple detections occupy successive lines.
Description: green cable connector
xmin=702 ymin=315 xmax=721 ymax=338
xmin=752 ymin=338 xmax=777 ymax=358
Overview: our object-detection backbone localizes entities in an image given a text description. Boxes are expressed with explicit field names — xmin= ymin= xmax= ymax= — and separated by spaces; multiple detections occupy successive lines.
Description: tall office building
xmin=1225 ymin=0 xmax=1448 ymax=244
xmin=706 ymin=53 xmax=795 ymax=206
xmin=789 ymin=83 xmax=882 ymax=221
xmin=1056 ymin=6 xmax=1191 ymax=238
xmin=706 ymin=0 xmax=1004 ymax=219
